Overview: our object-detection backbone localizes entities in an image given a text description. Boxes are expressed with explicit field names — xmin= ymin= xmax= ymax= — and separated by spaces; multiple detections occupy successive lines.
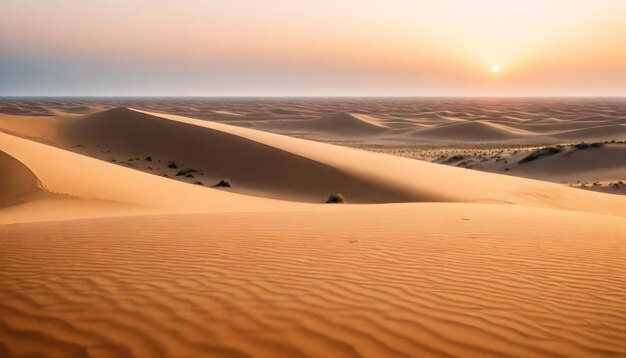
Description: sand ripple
xmin=2 ymin=205 xmax=625 ymax=357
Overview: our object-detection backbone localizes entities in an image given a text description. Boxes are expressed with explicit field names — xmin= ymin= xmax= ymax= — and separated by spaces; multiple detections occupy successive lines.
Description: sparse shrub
xmin=176 ymin=168 xmax=199 ymax=176
xmin=325 ymin=193 xmax=345 ymax=204
xmin=195 ymin=181 xmax=203 ymax=186
xmin=167 ymin=161 xmax=178 ymax=169
xmin=518 ymin=147 xmax=562 ymax=164
xmin=213 ymin=179 xmax=231 ymax=188
xmin=145 ymin=156 xmax=152 ymax=161
xmin=447 ymin=155 xmax=465 ymax=163
xmin=574 ymin=142 xmax=604 ymax=150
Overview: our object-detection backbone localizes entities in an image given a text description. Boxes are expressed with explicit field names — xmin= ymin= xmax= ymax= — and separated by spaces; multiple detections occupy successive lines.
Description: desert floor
xmin=1 ymin=98 xmax=625 ymax=357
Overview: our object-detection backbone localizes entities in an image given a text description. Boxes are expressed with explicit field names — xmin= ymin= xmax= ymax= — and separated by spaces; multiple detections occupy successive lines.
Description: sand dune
xmin=0 ymin=130 xmax=310 ymax=224
xmin=507 ymin=144 xmax=626 ymax=182
xmin=137 ymin=108 xmax=626 ymax=215
xmin=408 ymin=120 xmax=526 ymax=142
xmin=272 ymin=112 xmax=389 ymax=137
xmin=552 ymin=124 xmax=626 ymax=141
xmin=1 ymin=99 xmax=625 ymax=357
xmin=2 ymin=108 xmax=424 ymax=203
xmin=358 ymin=142 xmax=626 ymax=194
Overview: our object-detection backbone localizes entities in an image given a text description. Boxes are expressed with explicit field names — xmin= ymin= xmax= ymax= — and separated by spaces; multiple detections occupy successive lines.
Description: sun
xmin=491 ymin=64 xmax=501 ymax=73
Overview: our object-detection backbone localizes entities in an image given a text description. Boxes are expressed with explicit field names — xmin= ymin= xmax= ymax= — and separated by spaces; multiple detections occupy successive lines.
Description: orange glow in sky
xmin=1 ymin=0 xmax=625 ymax=96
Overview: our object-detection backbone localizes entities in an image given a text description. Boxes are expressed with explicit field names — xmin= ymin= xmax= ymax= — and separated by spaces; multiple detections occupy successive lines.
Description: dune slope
xmin=52 ymin=108 xmax=423 ymax=203
xmin=0 ymin=150 xmax=43 ymax=207
xmin=0 ymin=131 xmax=309 ymax=224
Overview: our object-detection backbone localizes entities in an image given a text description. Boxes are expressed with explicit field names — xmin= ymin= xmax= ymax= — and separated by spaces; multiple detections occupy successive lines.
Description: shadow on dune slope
xmin=54 ymin=108 xmax=424 ymax=203
xmin=0 ymin=150 xmax=44 ymax=207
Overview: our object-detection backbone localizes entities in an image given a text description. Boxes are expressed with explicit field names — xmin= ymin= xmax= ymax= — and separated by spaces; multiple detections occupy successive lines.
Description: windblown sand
xmin=1 ymin=99 xmax=625 ymax=357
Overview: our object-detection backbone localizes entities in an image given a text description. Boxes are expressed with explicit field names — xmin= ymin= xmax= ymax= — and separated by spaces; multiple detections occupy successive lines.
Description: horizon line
xmin=2 ymin=95 xmax=626 ymax=99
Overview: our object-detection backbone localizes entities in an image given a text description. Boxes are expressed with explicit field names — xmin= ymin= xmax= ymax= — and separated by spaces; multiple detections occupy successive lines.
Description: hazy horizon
xmin=3 ymin=95 xmax=626 ymax=99
xmin=2 ymin=0 xmax=626 ymax=96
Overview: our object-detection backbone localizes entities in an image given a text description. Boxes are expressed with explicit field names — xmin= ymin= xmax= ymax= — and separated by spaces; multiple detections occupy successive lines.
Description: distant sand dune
xmin=2 ymin=98 xmax=625 ymax=144
xmin=276 ymin=112 xmax=389 ymax=136
xmin=410 ymin=121 xmax=528 ymax=142
xmin=552 ymin=124 xmax=626 ymax=141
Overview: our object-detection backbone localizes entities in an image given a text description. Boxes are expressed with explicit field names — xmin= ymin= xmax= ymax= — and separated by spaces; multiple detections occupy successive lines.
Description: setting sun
xmin=491 ymin=64 xmax=501 ymax=73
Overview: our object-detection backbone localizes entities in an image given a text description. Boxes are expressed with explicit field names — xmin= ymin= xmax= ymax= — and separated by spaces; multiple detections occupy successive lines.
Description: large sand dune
xmin=1 ymin=99 xmax=625 ymax=357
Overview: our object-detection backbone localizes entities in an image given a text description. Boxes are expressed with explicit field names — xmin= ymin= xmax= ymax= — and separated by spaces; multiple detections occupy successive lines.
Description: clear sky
xmin=1 ymin=0 xmax=625 ymax=96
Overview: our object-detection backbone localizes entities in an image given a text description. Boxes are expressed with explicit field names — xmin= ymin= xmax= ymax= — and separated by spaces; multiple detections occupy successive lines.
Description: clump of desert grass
xmin=573 ymin=142 xmax=604 ymax=150
xmin=325 ymin=193 xmax=346 ymax=204
xmin=176 ymin=168 xmax=199 ymax=177
xmin=213 ymin=179 xmax=231 ymax=188
xmin=518 ymin=147 xmax=562 ymax=164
